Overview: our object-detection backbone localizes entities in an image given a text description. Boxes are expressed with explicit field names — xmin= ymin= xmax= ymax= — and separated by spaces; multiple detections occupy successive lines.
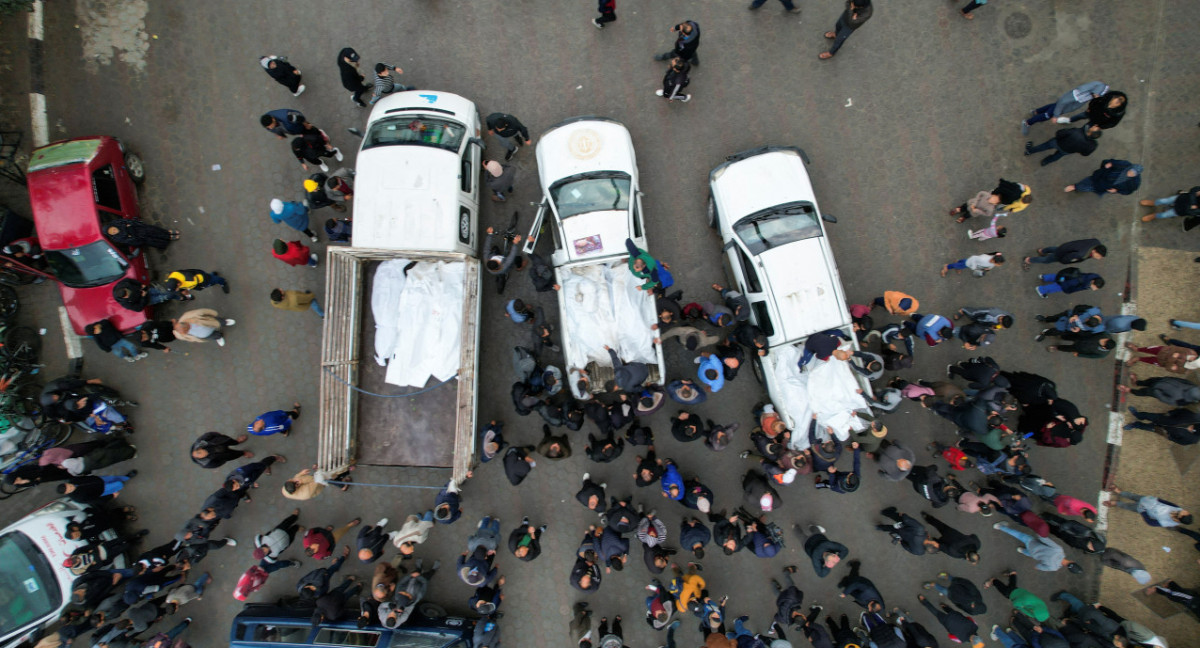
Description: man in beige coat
xmin=391 ymin=512 xmax=435 ymax=555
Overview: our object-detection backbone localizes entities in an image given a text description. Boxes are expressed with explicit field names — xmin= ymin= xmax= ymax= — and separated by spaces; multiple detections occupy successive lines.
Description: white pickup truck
xmin=523 ymin=117 xmax=665 ymax=393
xmin=319 ymin=91 xmax=483 ymax=480
xmin=707 ymin=146 xmax=872 ymax=446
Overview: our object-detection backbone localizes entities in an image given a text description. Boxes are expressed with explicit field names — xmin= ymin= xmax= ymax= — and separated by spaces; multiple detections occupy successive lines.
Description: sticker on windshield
xmin=573 ymin=235 xmax=602 ymax=256
xmin=23 ymin=578 xmax=39 ymax=593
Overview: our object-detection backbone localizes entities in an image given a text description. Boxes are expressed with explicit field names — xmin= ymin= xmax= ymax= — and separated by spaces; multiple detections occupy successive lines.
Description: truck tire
xmin=751 ymin=357 xmax=765 ymax=385
xmin=418 ymin=602 xmax=446 ymax=619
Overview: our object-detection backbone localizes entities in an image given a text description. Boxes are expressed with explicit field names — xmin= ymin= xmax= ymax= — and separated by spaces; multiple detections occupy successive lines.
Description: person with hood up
xmin=336 ymin=47 xmax=372 ymax=106
xmin=269 ymin=199 xmax=318 ymax=242
xmin=1066 ymin=159 xmax=1142 ymax=196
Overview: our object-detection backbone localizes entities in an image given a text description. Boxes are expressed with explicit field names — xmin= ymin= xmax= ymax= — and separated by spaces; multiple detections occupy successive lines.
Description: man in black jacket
xmin=769 ymin=566 xmax=805 ymax=629
xmin=920 ymin=513 xmax=981 ymax=564
xmin=1024 ymin=238 xmax=1107 ymax=266
xmin=336 ymin=48 xmax=371 ymax=107
xmin=795 ymin=523 xmax=847 ymax=577
xmin=1140 ymin=185 xmax=1200 ymax=225
xmin=875 ymin=507 xmax=939 ymax=556
xmin=654 ymin=20 xmax=701 ymax=65
xmin=1044 ymin=513 xmax=1105 ymax=553
xmin=1026 ymin=124 xmax=1102 ymax=166
xmin=485 ymin=112 xmax=532 ymax=161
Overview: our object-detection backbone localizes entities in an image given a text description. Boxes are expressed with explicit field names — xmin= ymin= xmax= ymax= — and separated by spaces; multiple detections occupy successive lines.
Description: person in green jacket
xmin=624 ymin=238 xmax=659 ymax=291
xmin=985 ymin=571 xmax=1049 ymax=622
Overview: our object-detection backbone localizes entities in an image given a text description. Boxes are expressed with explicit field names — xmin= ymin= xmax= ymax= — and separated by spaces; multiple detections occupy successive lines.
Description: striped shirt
xmin=370 ymin=66 xmax=400 ymax=104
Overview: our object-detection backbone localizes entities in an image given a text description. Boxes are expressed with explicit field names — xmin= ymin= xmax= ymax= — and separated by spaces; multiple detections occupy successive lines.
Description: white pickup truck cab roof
xmin=353 ymin=91 xmax=482 ymax=255
xmin=525 ymin=116 xmax=646 ymax=264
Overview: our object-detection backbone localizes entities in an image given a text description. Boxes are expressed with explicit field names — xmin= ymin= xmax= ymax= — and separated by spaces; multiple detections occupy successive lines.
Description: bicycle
xmin=0 ymin=323 xmax=41 ymax=364
xmin=0 ymin=417 xmax=73 ymax=498
xmin=486 ymin=211 xmax=523 ymax=295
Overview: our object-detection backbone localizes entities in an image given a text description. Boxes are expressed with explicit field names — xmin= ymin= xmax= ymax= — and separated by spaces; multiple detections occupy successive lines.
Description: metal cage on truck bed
xmin=317 ymin=247 xmax=480 ymax=482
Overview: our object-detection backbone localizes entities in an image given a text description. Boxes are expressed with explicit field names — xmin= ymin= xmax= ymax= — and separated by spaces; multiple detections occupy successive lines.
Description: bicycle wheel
xmin=13 ymin=382 xmax=42 ymax=416
xmin=1 ymin=326 xmax=40 ymax=363
xmin=0 ymin=284 xmax=17 ymax=320
xmin=0 ymin=479 xmax=30 ymax=499
xmin=39 ymin=421 xmax=73 ymax=447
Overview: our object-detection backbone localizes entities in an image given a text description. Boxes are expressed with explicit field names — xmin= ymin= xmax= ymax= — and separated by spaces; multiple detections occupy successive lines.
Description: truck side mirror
xmin=821 ymin=213 xmax=837 ymax=224
xmin=468 ymin=137 xmax=485 ymax=148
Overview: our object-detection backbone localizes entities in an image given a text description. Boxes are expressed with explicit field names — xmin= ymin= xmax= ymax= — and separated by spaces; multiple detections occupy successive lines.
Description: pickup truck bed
xmin=318 ymin=249 xmax=479 ymax=479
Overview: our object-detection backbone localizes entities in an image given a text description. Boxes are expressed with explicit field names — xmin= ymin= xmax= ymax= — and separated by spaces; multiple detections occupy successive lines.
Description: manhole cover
xmin=1005 ymin=12 xmax=1032 ymax=39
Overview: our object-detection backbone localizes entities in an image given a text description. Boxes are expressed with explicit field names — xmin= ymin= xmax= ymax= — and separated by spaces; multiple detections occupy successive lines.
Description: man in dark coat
xmin=920 ymin=513 xmax=980 ymax=564
xmin=606 ymin=346 xmax=649 ymax=393
xmin=1044 ymin=513 xmax=1106 ymax=553
xmin=1026 ymin=125 xmax=1102 ymax=166
xmin=485 ymin=112 xmax=532 ymax=161
xmin=795 ymin=524 xmax=847 ymax=577
xmin=770 ymin=566 xmax=806 ymax=629
xmin=1025 ymin=238 xmax=1107 ymax=266
xmin=654 ymin=20 xmax=701 ymax=65
xmin=312 ymin=578 xmax=362 ymax=625
xmin=336 ymin=47 xmax=371 ymax=107
xmin=190 ymin=432 xmax=252 ymax=469
xmin=1125 ymin=406 xmax=1200 ymax=445
xmin=1066 ymin=159 xmax=1142 ymax=196
xmin=1140 ymin=185 xmax=1200 ymax=225
xmin=838 ymin=561 xmax=884 ymax=611
xmin=679 ymin=517 xmax=710 ymax=559
xmin=875 ymin=507 xmax=938 ymax=556
xmin=917 ymin=594 xmax=979 ymax=642
xmin=820 ymin=0 xmax=873 ymax=59
xmin=502 ymin=446 xmax=536 ymax=485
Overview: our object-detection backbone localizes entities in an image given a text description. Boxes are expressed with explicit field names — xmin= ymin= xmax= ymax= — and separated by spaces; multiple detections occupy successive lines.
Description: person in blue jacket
xmin=1035 ymin=270 xmax=1104 ymax=298
xmin=269 ymin=198 xmax=318 ymax=242
xmin=661 ymin=460 xmax=685 ymax=500
xmin=248 ymin=402 xmax=302 ymax=436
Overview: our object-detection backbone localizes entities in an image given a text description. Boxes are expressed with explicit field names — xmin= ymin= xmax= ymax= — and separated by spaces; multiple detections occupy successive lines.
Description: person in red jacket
xmin=233 ymin=565 xmax=269 ymax=601
xmin=272 ymin=239 xmax=319 ymax=267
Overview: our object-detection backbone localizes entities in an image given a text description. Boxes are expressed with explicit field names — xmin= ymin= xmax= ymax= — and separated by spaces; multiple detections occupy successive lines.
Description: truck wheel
xmin=418 ymin=602 xmax=446 ymax=619
xmin=459 ymin=212 xmax=471 ymax=243
xmin=124 ymin=153 xmax=146 ymax=185
xmin=706 ymin=196 xmax=717 ymax=229
xmin=751 ymin=357 xmax=765 ymax=385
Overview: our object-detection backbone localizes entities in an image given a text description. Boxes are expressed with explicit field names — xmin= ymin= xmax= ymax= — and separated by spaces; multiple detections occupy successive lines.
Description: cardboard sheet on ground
xmin=771 ymin=344 xmax=869 ymax=450
xmin=560 ymin=260 xmax=656 ymax=369
xmin=371 ymin=260 xmax=464 ymax=388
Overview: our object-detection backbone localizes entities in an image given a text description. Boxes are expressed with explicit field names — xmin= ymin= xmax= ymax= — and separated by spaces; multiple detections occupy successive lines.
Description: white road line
xmin=29 ymin=93 xmax=48 ymax=147
xmin=58 ymin=306 xmax=82 ymax=359
xmin=1095 ymin=490 xmax=1111 ymax=532
xmin=1107 ymin=411 xmax=1124 ymax=446
xmin=26 ymin=0 xmax=42 ymax=40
